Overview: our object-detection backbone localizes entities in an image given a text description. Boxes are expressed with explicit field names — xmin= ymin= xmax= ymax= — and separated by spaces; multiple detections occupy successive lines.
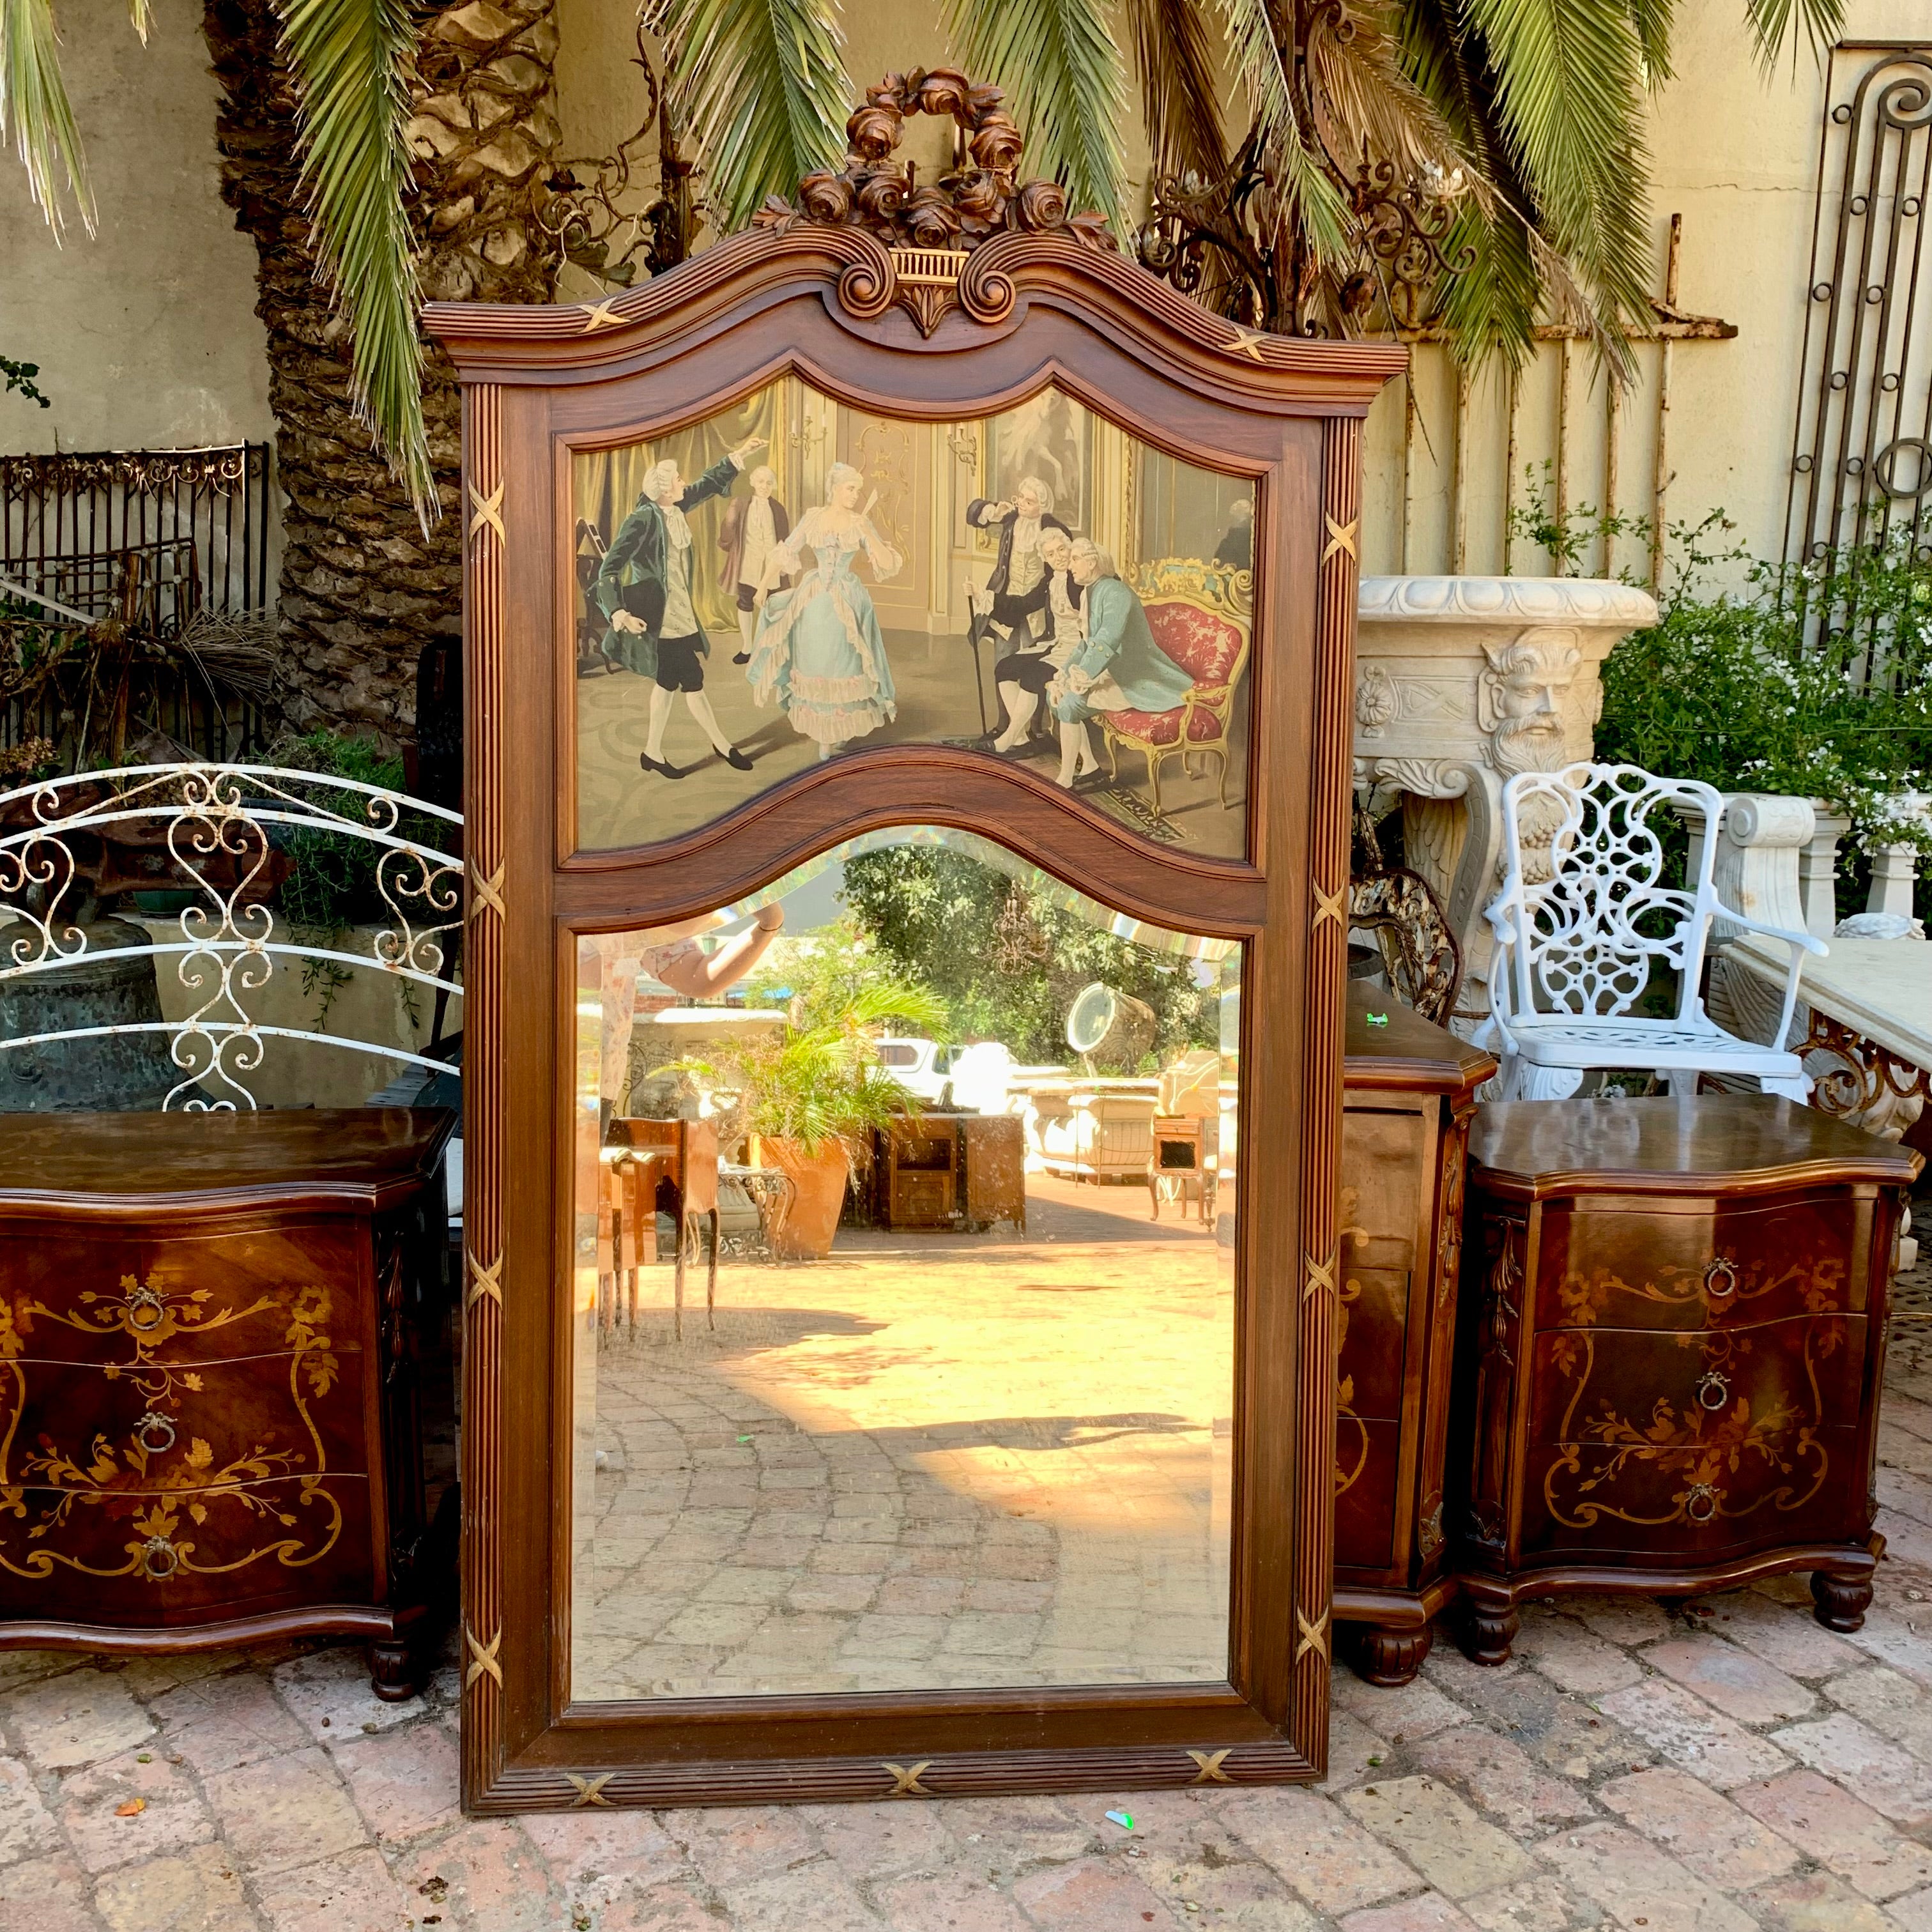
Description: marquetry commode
xmin=0 ymin=1109 xmax=454 ymax=1695
xmin=1451 ymin=1094 xmax=1921 ymax=1660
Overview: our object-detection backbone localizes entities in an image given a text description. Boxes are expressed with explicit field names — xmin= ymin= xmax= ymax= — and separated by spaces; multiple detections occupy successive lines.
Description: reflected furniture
xmin=1450 ymin=1095 xmax=1920 ymax=1663
xmin=0 ymin=1108 xmax=454 ymax=1697
xmin=1348 ymin=867 xmax=1462 ymax=1029
xmin=1103 ymin=558 xmax=1252 ymax=816
xmin=877 ymin=1116 xmax=960 ymax=1227
xmin=1333 ymin=986 xmax=1496 ymax=1684
xmin=1149 ymin=1116 xmax=1218 ymax=1226
xmin=605 ymin=1117 xmax=721 ymax=1339
xmin=1031 ymin=1083 xmax=1159 ymax=1181
xmin=1479 ymin=763 xmax=1825 ymax=1101
xmin=870 ymin=1113 xmax=1027 ymax=1234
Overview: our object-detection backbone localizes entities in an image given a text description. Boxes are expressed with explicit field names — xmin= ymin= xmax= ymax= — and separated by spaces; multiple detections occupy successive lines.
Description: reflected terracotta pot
xmin=753 ymin=1137 xmax=850 ymax=1260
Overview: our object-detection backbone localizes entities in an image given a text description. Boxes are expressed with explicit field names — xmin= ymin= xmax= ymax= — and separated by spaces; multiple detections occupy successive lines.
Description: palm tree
xmin=3 ymin=0 xmax=1844 ymax=528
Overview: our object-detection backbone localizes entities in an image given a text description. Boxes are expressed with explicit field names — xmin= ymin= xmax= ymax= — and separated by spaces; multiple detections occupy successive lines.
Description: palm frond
xmin=645 ymin=0 xmax=850 ymax=235
xmin=1744 ymin=0 xmax=1845 ymax=68
xmin=1121 ymin=0 xmax=1227 ymax=186
xmin=277 ymin=0 xmax=433 ymax=523
xmin=1 ymin=0 xmax=95 ymax=238
xmin=1458 ymin=0 xmax=1655 ymax=354
xmin=942 ymin=0 xmax=1127 ymax=228
xmin=1307 ymin=0 xmax=1470 ymax=185
xmin=1625 ymin=0 xmax=1675 ymax=83
xmin=128 ymin=0 xmax=151 ymax=43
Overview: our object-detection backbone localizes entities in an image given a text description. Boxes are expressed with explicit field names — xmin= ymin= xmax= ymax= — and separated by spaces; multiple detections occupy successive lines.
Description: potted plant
xmin=684 ymin=979 xmax=949 ymax=1259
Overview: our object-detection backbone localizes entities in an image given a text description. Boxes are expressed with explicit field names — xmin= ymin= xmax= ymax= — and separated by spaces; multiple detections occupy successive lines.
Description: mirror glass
xmin=572 ymin=380 xmax=1254 ymax=857
xmin=568 ymin=829 xmax=1241 ymax=1702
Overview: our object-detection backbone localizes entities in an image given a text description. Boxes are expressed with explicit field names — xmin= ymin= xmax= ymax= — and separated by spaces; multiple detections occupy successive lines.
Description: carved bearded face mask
xmin=1480 ymin=629 xmax=1583 ymax=778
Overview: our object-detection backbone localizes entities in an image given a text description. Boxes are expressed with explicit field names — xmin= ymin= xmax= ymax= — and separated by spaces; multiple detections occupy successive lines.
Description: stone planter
xmin=1354 ymin=574 xmax=1659 ymax=1018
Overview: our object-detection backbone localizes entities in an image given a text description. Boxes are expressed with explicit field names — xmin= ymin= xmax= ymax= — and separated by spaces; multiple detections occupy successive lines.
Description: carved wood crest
xmin=751 ymin=68 xmax=1117 ymax=337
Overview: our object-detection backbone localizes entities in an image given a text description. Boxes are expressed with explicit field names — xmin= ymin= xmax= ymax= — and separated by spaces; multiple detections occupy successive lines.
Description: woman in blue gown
xmin=744 ymin=462 xmax=903 ymax=759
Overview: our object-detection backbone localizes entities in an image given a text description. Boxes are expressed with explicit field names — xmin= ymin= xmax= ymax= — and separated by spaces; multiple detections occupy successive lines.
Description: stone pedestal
xmin=1354 ymin=576 xmax=1659 ymax=1020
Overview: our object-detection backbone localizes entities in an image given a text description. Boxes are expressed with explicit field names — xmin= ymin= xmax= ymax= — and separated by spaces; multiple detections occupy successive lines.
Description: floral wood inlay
xmin=1542 ymin=1325 xmax=1835 ymax=1531
xmin=1335 ymin=1187 xmax=1370 ymax=1498
xmin=0 ymin=1275 xmax=346 ymax=1584
xmin=1555 ymin=1252 xmax=1845 ymax=1327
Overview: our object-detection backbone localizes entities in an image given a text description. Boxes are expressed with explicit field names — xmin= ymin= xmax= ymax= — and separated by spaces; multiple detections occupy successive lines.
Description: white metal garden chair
xmin=1476 ymin=762 xmax=1827 ymax=1102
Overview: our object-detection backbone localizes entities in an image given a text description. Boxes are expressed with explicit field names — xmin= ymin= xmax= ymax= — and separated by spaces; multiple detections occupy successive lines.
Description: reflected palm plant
xmin=679 ymin=978 xmax=952 ymax=1158
xmin=0 ymin=0 xmax=1843 ymax=507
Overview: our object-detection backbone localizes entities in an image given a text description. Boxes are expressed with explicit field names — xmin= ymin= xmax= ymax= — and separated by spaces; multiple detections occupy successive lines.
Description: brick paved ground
xmin=8 ymin=1273 xmax=1932 ymax=1929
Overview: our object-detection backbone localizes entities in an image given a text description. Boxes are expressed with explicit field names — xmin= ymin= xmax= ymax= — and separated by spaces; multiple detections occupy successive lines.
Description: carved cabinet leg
xmin=1353 ymin=1621 xmax=1434 ymax=1687
xmin=1462 ymin=1592 xmax=1520 ymax=1667
xmin=1811 ymin=1568 xmax=1874 ymax=1634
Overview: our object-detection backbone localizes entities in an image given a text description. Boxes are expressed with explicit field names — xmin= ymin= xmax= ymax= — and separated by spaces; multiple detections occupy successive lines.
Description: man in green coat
xmin=595 ymin=435 xmax=767 ymax=779
xmin=1050 ymin=538 xmax=1194 ymax=789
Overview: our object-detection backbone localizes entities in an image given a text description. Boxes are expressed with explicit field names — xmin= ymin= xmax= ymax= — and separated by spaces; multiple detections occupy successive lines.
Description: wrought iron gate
xmin=1786 ymin=43 xmax=1932 ymax=571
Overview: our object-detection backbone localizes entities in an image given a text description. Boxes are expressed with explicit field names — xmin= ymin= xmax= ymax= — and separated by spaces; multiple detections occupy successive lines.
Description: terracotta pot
xmin=753 ymin=1137 xmax=850 ymax=1260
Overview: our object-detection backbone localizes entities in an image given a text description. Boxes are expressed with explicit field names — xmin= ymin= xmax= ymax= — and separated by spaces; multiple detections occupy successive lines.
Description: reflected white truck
xmin=873 ymin=1038 xmax=1017 ymax=1115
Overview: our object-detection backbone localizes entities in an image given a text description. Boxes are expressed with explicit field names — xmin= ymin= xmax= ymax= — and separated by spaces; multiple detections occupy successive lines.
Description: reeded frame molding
xmin=437 ymin=225 xmax=1400 ymax=1813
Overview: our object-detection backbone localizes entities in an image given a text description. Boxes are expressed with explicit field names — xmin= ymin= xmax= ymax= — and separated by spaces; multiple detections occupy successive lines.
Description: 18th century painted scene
xmin=572 ymin=379 xmax=1255 ymax=856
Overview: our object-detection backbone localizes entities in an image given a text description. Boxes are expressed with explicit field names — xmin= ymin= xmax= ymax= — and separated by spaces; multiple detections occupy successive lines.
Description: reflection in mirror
xmin=572 ymin=380 xmax=1253 ymax=857
xmin=570 ymin=831 xmax=1240 ymax=1702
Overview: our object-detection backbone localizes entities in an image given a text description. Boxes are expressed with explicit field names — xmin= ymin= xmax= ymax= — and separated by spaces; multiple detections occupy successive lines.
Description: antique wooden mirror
xmin=429 ymin=72 xmax=1399 ymax=1811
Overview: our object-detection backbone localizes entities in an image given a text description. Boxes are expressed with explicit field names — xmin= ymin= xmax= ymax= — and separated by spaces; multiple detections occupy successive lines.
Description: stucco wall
xmin=0 ymin=0 xmax=271 ymax=456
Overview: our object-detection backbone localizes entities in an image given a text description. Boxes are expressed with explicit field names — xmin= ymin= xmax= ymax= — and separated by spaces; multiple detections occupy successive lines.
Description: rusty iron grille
xmin=1786 ymin=43 xmax=1932 ymax=572
xmin=1 ymin=442 xmax=273 ymax=626
xmin=1 ymin=444 xmax=277 ymax=767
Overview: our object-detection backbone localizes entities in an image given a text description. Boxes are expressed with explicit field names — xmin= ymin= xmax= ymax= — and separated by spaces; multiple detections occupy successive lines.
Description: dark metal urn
xmin=0 ymin=917 xmax=183 ymax=1112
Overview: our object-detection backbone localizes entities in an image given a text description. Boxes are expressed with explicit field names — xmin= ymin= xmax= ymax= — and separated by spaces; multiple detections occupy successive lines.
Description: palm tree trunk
xmin=202 ymin=0 xmax=560 ymax=747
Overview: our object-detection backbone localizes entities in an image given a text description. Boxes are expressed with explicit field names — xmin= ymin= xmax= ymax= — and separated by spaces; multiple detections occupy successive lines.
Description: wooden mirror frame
xmin=428 ymin=116 xmax=1400 ymax=1810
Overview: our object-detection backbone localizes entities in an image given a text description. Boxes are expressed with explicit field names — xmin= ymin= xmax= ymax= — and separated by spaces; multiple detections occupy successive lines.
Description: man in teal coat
xmin=1050 ymin=538 xmax=1194 ymax=790
xmin=595 ymin=434 xmax=766 ymax=778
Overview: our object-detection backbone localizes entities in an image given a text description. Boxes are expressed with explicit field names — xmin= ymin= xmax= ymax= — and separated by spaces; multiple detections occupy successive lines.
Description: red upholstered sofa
xmin=1101 ymin=561 xmax=1252 ymax=819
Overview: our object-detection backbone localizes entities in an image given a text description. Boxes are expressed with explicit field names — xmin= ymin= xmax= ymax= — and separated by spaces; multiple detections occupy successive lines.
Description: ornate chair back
xmin=1489 ymin=762 xmax=1725 ymax=1029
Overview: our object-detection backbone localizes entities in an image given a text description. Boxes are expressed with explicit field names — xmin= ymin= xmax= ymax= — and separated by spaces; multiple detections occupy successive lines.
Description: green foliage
xmin=266 ymin=728 xmax=410 ymax=935
xmin=683 ymin=978 xmax=949 ymax=1156
xmin=739 ymin=911 xmax=938 ymax=1035
xmin=944 ymin=0 xmax=1128 ymax=229
xmin=2 ymin=354 xmax=50 ymax=408
xmin=645 ymin=0 xmax=852 ymax=236
xmin=277 ymin=0 xmax=433 ymax=525
xmin=839 ymin=846 xmax=1218 ymax=1069
xmin=1594 ymin=526 xmax=1932 ymax=861
xmin=0 ymin=0 xmax=97 ymax=236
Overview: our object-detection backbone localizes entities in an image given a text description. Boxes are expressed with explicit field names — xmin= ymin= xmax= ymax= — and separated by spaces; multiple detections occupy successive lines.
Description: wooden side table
xmin=0 ymin=1109 xmax=454 ymax=1695
xmin=1452 ymin=1095 xmax=1921 ymax=1663
xmin=1334 ymin=986 xmax=1496 ymax=1684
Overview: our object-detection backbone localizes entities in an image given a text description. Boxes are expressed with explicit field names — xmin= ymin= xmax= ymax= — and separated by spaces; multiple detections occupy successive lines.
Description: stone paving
xmin=11 ymin=1284 xmax=1932 ymax=1928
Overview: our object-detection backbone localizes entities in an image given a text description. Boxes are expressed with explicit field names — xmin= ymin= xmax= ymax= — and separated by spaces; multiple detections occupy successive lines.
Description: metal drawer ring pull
xmin=1685 ymin=1482 xmax=1719 ymax=1523
xmin=133 ymin=1412 xmax=177 ymax=1455
xmin=1704 ymin=1256 xmax=1739 ymax=1299
xmin=1695 ymin=1370 xmax=1730 ymax=1411
xmin=125 ymin=1287 xmax=167 ymax=1331
xmin=140 ymin=1537 xmax=180 ymax=1581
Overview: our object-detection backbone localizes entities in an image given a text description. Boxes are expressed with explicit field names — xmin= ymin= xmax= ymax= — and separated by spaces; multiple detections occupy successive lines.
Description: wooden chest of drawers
xmin=1452 ymin=1095 xmax=1920 ymax=1663
xmin=0 ymin=1109 xmax=454 ymax=1694
xmin=1333 ymin=986 xmax=1496 ymax=1684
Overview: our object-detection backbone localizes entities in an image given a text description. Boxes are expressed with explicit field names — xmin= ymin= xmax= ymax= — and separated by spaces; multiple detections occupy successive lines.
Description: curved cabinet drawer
xmin=1534 ymin=1190 xmax=1869 ymax=1332
xmin=1519 ymin=1315 xmax=1871 ymax=1558
xmin=0 ymin=1474 xmax=375 ymax=1625
xmin=0 ymin=1347 xmax=369 ymax=1501
xmin=1 ymin=1227 xmax=367 ymax=1368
